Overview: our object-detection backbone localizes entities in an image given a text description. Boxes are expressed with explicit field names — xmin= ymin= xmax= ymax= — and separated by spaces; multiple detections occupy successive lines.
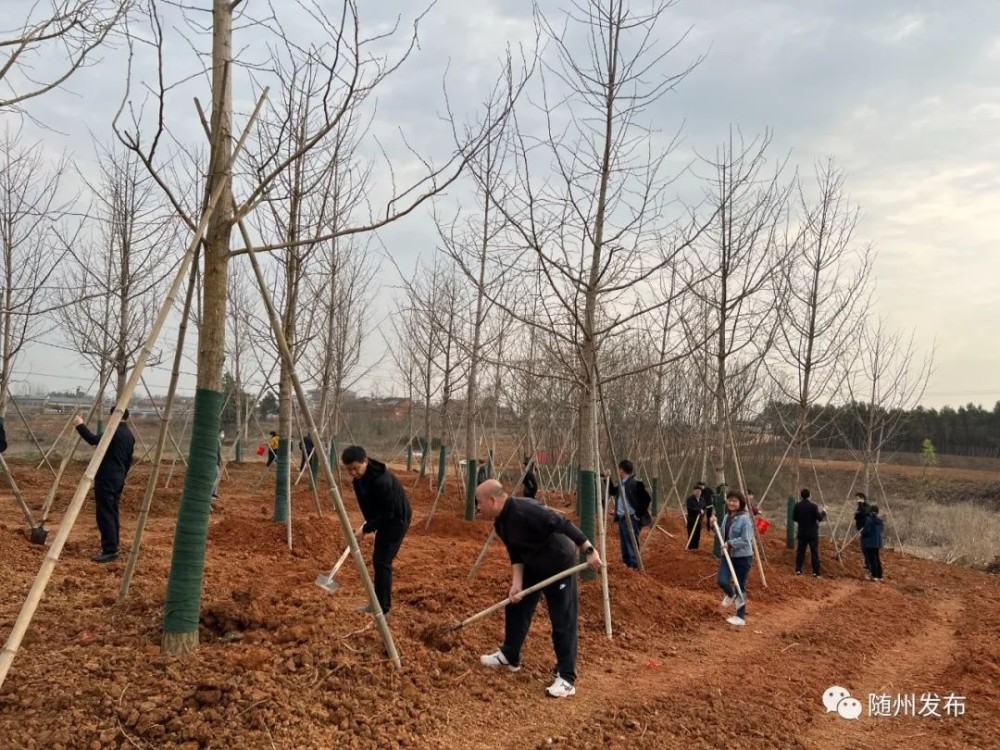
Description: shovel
xmin=445 ymin=562 xmax=590 ymax=633
xmin=315 ymin=530 xmax=362 ymax=593
xmin=711 ymin=518 xmax=746 ymax=606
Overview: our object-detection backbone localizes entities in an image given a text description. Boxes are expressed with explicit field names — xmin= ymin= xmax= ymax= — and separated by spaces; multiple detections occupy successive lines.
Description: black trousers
xmin=686 ymin=512 xmax=702 ymax=549
xmin=95 ymin=482 xmax=122 ymax=554
xmin=500 ymin=567 xmax=579 ymax=684
xmin=863 ymin=547 xmax=883 ymax=579
xmin=372 ymin=521 xmax=409 ymax=613
xmin=796 ymin=537 xmax=820 ymax=574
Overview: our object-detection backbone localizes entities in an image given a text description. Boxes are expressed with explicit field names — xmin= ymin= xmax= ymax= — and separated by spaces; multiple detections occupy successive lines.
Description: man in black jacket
xmin=73 ymin=409 xmax=136 ymax=563
xmin=793 ymin=487 xmax=828 ymax=577
xmin=475 ymin=479 xmax=602 ymax=698
xmin=341 ymin=445 xmax=412 ymax=616
xmin=685 ymin=485 xmax=703 ymax=550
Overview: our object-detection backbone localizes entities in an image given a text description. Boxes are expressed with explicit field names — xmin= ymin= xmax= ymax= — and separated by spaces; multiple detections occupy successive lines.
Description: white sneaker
xmin=726 ymin=615 xmax=746 ymax=627
xmin=480 ymin=650 xmax=520 ymax=672
xmin=545 ymin=676 xmax=576 ymax=698
xmin=720 ymin=595 xmax=735 ymax=609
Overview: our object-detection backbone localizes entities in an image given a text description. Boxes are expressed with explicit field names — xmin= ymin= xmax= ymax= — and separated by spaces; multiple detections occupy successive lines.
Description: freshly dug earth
xmin=1 ymin=458 xmax=997 ymax=749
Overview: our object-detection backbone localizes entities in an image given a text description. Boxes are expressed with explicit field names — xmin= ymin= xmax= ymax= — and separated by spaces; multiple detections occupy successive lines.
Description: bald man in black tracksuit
xmin=74 ymin=410 xmax=136 ymax=563
xmin=475 ymin=479 xmax=602 ymax=699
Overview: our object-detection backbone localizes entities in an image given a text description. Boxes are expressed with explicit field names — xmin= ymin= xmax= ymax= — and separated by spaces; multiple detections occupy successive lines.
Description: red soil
xmin=0 ymin=458 xmax=997 ymax=749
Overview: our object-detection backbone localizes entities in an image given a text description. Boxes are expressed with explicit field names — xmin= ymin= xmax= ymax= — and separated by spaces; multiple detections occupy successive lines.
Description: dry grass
xmin=888 ymin=499 xmax=1000 ymax=567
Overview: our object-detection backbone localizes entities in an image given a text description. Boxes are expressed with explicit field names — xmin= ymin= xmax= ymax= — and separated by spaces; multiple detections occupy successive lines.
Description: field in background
xmin=5 ymin=410 xmax=997 ymax=571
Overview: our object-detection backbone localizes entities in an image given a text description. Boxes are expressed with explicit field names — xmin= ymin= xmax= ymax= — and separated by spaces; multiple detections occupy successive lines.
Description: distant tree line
xmin=762 ymin=401 xmax=1000 ymax=458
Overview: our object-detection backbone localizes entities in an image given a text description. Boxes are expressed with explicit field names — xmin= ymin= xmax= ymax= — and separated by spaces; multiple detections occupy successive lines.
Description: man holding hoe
xmin=475 ymin=479 xmax=602 ymax=698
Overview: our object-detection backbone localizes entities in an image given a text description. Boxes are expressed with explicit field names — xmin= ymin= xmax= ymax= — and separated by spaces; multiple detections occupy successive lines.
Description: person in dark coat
xmin=475 ymin=479 xmax=602 ymax=698
xmin=476 ymin=457 xmax=489 ymax=486
xmin=853 ymin=492 xmax=871 ymax=572
xmin=860 ymin=505 xmax=885 ymax=581
xmin=521 ymin=457 xmax=538 ymax=499
xmin=699 ymin=482 xmax=715 ymax=523
xmin=341 ymin=445 xmax=411 ymax=616
xmin=793 ymin=488 xmax=827 ymax=577
xmin=604 ymin=459 xmax=652 ymax=569
xmin=299 ymin=433 xmax=314 ymax=473
xmin=685 ymin=485 xmax=703 ymax=550
xmin=73 ymin=409 xmax=136 ymax=563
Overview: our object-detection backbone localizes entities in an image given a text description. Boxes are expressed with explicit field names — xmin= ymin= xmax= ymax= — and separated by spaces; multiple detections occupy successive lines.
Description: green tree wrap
xmin=162 ymin=388 xmax=224 ymax=634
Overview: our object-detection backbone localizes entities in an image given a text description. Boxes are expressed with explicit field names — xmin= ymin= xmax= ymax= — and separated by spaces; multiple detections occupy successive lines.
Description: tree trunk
xmin=161 ymin=0 xmax=233 ymax=656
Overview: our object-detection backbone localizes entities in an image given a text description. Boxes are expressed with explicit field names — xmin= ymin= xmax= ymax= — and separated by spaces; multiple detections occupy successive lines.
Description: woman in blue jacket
xmin=861 ymin=505 xmax=885 ymax=581
xmin=713 ymin=490 xmax=754 ymax=627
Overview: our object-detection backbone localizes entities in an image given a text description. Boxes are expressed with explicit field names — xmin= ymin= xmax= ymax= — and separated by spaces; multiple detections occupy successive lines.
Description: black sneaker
xmin=794 ymin=570 xmax=802 ymax=576
xmin=92 ymin=551 xmax=119 ymax=563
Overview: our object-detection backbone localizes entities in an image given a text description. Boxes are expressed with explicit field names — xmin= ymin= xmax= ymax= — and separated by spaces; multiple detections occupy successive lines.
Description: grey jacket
xmin=720 ymin=511 xmax=753 ymax=558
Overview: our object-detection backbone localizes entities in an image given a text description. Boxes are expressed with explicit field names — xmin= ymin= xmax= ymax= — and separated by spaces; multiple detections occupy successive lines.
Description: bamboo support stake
xmin=239 ymin=218 xmax=401 ymax=670
xmin=640 ymin=430 xmax=691 ymax=556
xmin=0 ymin=452 xmax=37 ymax=529
xmin=8 ymin=395 xmax=56 ymax=475
xmin=164 ymin=408 xmax=193 ymax=488
xmin=138 ymin=376 xmax=189 ymax=467
xmin=118 ymin=253 xmax=199 ymax=603
xmin=597 ymin=471 xmax=612 ymax=639
xmin=291 ymin=398 xmax=322 ymax=515
xmin=0 ymin=90 xmax=267 ymax=689
xmin=39 ymin=370 xmax=113 ymax=522
xmin=35 ymin=373 xmax=98 ymax=470
xmin=596 ymin=379 xmax=643 ymax=573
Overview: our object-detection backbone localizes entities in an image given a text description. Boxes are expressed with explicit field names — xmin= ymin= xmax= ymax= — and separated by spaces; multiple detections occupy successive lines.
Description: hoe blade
xmin=314 ymin=574 xmax=340 ymax=593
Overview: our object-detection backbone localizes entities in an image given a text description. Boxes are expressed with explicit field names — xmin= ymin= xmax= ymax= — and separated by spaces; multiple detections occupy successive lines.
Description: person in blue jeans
xmin=861 ymin=504 xmax=885 ymax=581
xmin=604 ymin=460 xmax=645 ymax=569
xmin=713 ymin=490 xmax=754 ymax=627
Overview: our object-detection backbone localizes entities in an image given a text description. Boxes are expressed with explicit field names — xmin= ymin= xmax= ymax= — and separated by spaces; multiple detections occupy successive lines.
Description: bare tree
xmin=111 ymin=0 xmax=523 ymax=654
xmin=693 ymin=128 xmax=792 ymax=487
xmin=480 ymin=0 xmax=704 ymax=561
xmin=0 ymin=125 xmax=73 ymax=417
xmin=299 ymin=110 xmax=374 ymax=464
xmin=1 ymin=0 xmax=131 ymax=110
xmin=771 ymin=160 xmax=873 ymax=489
xmin=848 ymin=319 xmax=933 ymax=497
xmin=394 ymin=257 xmax=445 ymax=481
xmin=58 ymin=143 xmax=176 ymax=399
xmin=246 ymin=47 xmax=352 ymax=522
xmin=225 ymin=260 xmax=256 ymax=458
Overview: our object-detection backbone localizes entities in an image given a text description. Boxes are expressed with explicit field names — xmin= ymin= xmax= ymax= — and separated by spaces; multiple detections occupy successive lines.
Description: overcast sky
xmin=4 ymin=0 xmax=999 ymax=410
